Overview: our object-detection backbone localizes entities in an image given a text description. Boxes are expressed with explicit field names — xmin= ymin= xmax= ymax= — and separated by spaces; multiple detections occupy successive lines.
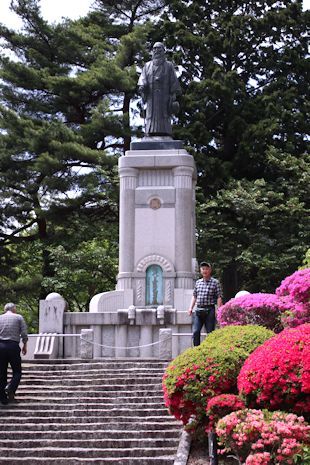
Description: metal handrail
xmin=28 ymin=332 xmax=204 ymax=338
xmin=28 ymin=333 xmax=79 ymax=337
xmin=172 ymin=332 xmax=207 ymax=336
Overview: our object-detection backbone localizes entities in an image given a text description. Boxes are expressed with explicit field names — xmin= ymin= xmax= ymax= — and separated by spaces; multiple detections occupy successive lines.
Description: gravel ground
xmin=187 ymin=441 xmax=236 ymax=465
xmin=187 ymin=441 xmax=209 ymax=465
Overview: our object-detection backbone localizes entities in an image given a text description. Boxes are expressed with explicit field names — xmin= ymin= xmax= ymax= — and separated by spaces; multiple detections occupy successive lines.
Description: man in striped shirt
xmin=0 ymin=303 xmax=28 ymax=404
xmin=188 ymin=262 xmax=223 ymax=346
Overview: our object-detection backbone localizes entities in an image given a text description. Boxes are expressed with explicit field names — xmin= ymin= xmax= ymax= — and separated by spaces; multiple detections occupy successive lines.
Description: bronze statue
xmin=138 ymin=42 xmax=181 ymax=137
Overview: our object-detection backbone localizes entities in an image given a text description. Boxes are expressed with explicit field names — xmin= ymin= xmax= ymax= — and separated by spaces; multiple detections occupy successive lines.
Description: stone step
xmin=1 ymin=415 xmax=175 ymax=425
xmin=18 ymin=390 xmax=162 ymax=398
xmin=8 ymin=387 xmax=163 ymax=401
xmin=0 ymin=397 xmax=167 ymax=406
xmin=0 ymin=438 xmax=180 ymax=449
xmin=21 ymin=372 xmax=164 ymax=379
xmin=20 ymin=376 xmax=164 ymax=384
xmin=2 ymin=359 xmax=182 ymax=464
xmin=0 ymin=446 xmax=178 ymax=458
xmin=2 ymin=408 xmax=169 ymax=418
xmin=0 ymin=399 xmax=168 ymax=410
xmin=10 ymin=396 xmax=164 ymax=405
xmin=20 ymin=376 xmax=163 ymax=384
xmin=18 ymin=378 xmax=161 ymax=392
xmin=1 ymin=421 xmax=179 ymax=432
xmin=0 ymin=429 xmax=180 ymax=440
xmin=18 ymin=376 xmax=161 ymax=388
xmin=21 ymin=368 xmax=165 ymax=376
xmin=0 ymin=456 xmax=175 ymax=464
xmin=22 ymin=360 xmax=169 ymax=370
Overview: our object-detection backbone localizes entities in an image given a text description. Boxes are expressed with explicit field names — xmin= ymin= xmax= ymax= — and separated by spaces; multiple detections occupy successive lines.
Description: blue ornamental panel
xmin=145 ymin=265 xmax=163 ymax=305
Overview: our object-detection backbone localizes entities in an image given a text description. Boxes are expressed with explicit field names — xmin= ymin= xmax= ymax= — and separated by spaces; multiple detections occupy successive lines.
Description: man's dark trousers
xmin=0 ymin=340 xmax=22 ymax=400
xmin=193 ymin=306 xmax=216 ymax=346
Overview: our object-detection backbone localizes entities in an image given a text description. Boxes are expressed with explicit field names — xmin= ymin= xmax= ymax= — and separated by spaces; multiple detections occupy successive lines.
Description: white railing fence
xmin=26 ymin=329 xmax=208 ymax=360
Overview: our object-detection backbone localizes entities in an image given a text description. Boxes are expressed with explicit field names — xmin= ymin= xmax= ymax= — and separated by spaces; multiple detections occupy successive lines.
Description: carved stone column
xmin=173 ymin=166 xmax=195 ymax=288
xmin=117 ymin=166 xmax=138 ymax=290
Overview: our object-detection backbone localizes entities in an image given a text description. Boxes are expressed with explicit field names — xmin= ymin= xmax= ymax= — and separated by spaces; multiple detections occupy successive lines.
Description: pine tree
xmin=0 ymin=0 xmax=131 ymax=304
xmin=0 ymin=0 xmax=164 ymax=313
xmin=1 ymin=0 xmax=309 ymax=308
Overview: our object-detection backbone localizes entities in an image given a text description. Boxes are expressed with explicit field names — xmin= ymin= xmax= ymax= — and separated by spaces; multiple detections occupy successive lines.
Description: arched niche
xmin=134 ymin=254 xmax=176 ymax=307
xmin=136 ymin=254 xmax=174 ymax=273
xmin=145 ymin=265 xmax=163 ymax=305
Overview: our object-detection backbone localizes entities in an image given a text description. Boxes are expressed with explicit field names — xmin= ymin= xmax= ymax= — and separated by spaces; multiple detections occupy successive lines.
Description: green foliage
xmin=196 ymin=149 xmax=310 ymax=294
xmin=0 ymin=219 xmax=119 ymax=326
xmin=0 ymin=240 xmax=42 ymax=332
xmin=0 ymin=0 xmax=309 ymax=319
xmin=200 ymin=324 xmax=274 ymax=356
xmin=0 ymin=0 xmax=130 ymax=308
xmin=294 ymin=445 xmax=310 ymax=465
xmin=163 ymin=325 xmax=273 ymax=434
xmin=42 ymin=237 xmax=118 ymax=312
xmin=300 ymin=250 xmax=310 ymax=270
xmin=161 ymin=0 xmax=309 ymax=298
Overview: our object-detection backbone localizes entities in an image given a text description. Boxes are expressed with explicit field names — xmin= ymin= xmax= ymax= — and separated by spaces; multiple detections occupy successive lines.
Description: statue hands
xmin=139 ymin=84 xmax=148 ymax=104
xmin=168 ymin=95 xmax=180 ymax=115
xmin=137 ymin=99 xmax=146 ymax=119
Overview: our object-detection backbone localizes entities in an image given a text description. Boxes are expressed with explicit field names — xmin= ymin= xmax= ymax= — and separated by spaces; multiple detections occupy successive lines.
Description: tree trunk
xmin=37 ymin=217 xmax=53 ymax=299
xmin=123 ymin=92 xmax=131 ymax=153
xmin=222 ymin=261 xmax=239 ymax=302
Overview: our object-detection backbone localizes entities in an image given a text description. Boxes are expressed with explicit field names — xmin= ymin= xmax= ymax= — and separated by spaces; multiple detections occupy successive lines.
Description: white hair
xmin=153 ymin=42 xmax=165 ymax=50
xmin=4 ymin=302 xmax=16 ymax=312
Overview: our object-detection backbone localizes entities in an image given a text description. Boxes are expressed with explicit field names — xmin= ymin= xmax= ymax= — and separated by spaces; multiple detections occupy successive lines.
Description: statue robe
xmin=138 ymin=59 xmax=181 ymax=136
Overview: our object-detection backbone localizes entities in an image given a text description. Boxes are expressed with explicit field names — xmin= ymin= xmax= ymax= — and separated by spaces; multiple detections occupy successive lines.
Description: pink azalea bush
xmin=205 ymin=394 xmax=245 ymax=432
xmin=276 ymin=268 xmax=310 ymax=328
xmin=217 ymin=293 xmax=288 ymax=332
xmin=216 ymin=409 xmax=310 ymax=465
xmin=217 ymin=269 xmax=310 ymax=331
xmin=238 ymin=324 xmax=310 ymax=417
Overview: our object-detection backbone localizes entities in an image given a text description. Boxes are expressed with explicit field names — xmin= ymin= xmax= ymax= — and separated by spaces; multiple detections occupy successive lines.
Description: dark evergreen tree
xmin=159 ymin=0 xmax=309 ymax=298
xmin=0 ymin=0 xmax=137 ymax=311
xmin=0 ymin=0 xmax=309 ymax=313
xmin=91 ymin=0 xmax=166 ymax=149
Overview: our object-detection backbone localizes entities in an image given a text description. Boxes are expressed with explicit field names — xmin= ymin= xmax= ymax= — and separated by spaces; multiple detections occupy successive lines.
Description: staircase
xmin=0 ymin=359 xmax=183 ymax=464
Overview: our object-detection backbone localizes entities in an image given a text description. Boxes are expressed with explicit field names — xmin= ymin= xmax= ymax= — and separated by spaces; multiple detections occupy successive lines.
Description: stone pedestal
xmin=80 ymin=329 xmax=94 ymax=359
xmin=36 ymin=297 xmax=66 ymax=358
xmin=90 ymin=147 xmax=196 ymax=313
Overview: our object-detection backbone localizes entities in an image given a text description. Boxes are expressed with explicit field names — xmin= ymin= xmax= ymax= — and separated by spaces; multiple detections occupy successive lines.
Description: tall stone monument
xmin=90 ymin=42 xmax=196 ymax=313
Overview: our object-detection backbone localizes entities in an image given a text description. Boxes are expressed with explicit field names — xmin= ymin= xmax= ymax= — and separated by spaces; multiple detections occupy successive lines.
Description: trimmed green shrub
xmin=162 ymin=325 xmax=273 ymax=434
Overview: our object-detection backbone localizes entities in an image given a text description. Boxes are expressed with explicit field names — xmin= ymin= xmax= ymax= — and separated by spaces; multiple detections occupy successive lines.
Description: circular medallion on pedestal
xmin=149 ymin=198 xmax=161 ymax=209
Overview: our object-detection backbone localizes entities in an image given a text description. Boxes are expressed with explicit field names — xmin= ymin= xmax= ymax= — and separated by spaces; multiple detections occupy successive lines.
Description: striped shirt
xmin=193 ymin=277 xmax=222 ymax=307
xmin=0 ymin=311 xmax=28 ymax=344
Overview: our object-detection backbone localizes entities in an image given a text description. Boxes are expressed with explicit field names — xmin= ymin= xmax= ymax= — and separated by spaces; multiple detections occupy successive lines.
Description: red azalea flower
xmin=238 ymin=324 xmax=310 ymax=416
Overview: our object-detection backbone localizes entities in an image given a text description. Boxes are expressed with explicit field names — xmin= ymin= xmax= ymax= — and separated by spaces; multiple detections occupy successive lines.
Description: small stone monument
xmin=39 ymin=293 xmax=66 ymax=333
xmin=35 ymin=293 xmax=67 ymax=359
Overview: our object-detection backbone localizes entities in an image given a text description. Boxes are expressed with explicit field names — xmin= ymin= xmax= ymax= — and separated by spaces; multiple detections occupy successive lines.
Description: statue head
xmin=152 ymin=42 xmax=165 ymax=60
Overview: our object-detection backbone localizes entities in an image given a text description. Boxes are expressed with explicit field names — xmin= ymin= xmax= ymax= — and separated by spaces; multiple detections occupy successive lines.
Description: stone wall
xmin=63 ymin=307 xmax=193 ymax=359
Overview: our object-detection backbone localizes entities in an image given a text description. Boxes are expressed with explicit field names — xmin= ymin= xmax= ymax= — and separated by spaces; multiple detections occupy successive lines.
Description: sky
xmin=0 ymin=0 xmax=309 ymax=29
xmin=0 ymin=0 xmax=94 ymax=29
